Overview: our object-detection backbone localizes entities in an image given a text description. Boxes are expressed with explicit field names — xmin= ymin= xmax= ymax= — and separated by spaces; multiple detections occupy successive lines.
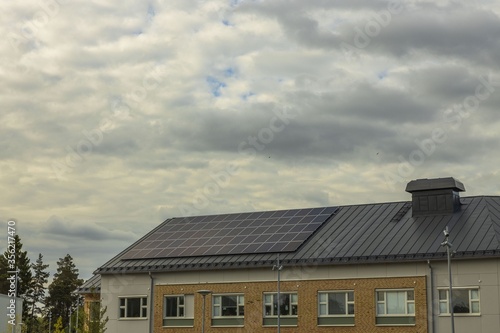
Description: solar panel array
xmin=121 ymin=206 xmax=338 ymax=260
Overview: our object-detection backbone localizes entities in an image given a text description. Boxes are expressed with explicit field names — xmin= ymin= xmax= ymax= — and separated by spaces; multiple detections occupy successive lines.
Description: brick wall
xmin=154 ymin=275 xmax=427 ymax=333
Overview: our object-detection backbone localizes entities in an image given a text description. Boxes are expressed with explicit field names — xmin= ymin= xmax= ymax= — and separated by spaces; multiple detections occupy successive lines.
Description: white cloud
xmin=1 ymin=0 xmax=500 ymax=279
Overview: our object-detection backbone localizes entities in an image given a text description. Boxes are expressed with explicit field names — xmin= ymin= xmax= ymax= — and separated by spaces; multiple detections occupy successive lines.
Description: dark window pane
xmin=165 ymin=297 xmax=178 ymax=317
xmin=221 ymin=296 xmax=237 ymax=316
xmin=453 ymin=290 xmax=470 ymax=313
xmin=265 ymin=305 xmax=272 ymax=316
xmin=280 ymin=294 xmax=290 ymax=315
xmin=329 ymin=293 xmax=346 ymax=315
xmin=126 ymin=298 xmax=141 ymax=317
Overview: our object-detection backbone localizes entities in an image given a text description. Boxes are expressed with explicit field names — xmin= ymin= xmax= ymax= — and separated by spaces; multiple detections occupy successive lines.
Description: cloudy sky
xmin=2 ymin=0 xmax=500 ymax=280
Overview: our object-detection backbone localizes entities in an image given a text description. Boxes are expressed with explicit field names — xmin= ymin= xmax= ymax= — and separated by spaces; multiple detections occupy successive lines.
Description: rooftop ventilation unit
xmin=405 ymin=177 xmax=465 ymax=217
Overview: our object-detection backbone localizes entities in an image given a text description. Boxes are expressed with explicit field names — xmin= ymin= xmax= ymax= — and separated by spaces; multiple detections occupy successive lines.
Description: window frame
xmin=263 ymin=292 xmax=298 ymax=318
xmin=163 ymin=294 xmax=194 ymax=327
xmin=118 ymin=296 xmax=148 ymax=320
xmin=375 ymin=289 xmax=415 ymax=326
xmin=438 ymin=287 xmax=480 ymax=316
xmin=376 ymin=289 xmax=415 ymax=317
xmin=164 ymin=295 xmax=186 ymax=318
xmin=212 ymin=294 xmax=245 ymax=318
xmin=318 ymin=290 xmax=355 ymax=317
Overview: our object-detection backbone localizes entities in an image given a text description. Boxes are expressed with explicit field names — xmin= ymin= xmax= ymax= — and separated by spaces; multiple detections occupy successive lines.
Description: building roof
xmin=406 ymin=177 xmax=466 ymax=193
xmin=91 ymin=195 xmax=500 ymax=277
xmin=78 ymin=273 xmax=101 ymax=293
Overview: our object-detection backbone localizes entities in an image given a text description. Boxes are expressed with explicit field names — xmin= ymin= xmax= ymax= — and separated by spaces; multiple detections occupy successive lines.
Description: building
xmin=80 ymin=177 xmax=500 ymax=332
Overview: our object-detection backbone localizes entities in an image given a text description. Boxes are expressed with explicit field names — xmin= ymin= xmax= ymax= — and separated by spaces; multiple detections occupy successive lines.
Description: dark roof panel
xmin=94 ymin=196 xmax=500 ymax=275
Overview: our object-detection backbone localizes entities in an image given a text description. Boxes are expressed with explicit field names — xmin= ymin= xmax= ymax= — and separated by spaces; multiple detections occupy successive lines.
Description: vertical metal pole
xmin=427 ymin=260 xmax=435 ymax=333
xmin=48 ymin=313 xmax=52 ymax=333
xmin=273 ymin=254 xmax=283 ymax=333
xmin=441 ymin=227 xmax=455 ymax=333
xmin=75 ymin=298 xmax=79 ymax=333
xmin=69 ymin=307 xmax=72 ymax=333
xmin=197 ymin=290 xmax=211 ymax=333
xmin=149 ymin=272 xmax=154 ymax=333
xmin=201 ymin=295 xmax=206 ymax=333
xmin=447 ymin=243 xmax=455 ymax=333
xmin=277 ymin=257 xmax=281 ymax=333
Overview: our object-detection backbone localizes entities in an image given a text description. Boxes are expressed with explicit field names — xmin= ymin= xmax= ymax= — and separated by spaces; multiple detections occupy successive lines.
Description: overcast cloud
xmin=2 ymin=0 xmax=500 ymax=279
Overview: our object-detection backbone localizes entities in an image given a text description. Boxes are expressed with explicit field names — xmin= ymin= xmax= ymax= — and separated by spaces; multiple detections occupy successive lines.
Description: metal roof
xmin=90 ymin=196 xmax=500 ymax=278
xmin=78 ymin=273 xmax=101 ymax=293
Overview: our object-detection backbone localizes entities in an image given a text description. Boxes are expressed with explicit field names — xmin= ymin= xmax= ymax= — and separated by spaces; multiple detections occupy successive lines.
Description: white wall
xmin=100 ymin=258 xmax=500 ymax=333
xmin=100 ymin=274 xmax=150 ymax=333
xmin=430 ymin=258 xmax=500 ymax=333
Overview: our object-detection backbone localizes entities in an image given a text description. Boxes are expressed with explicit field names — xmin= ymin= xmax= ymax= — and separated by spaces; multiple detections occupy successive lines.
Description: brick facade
xmin=154 ymin=276 xmax=427 ymax=333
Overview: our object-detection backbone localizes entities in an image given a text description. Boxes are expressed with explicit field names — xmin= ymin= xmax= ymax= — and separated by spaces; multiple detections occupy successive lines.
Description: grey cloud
xmin=241 ymin=1 xmax=500 ymax=68
xmin=361 ymin=7 xmax=500 ymax=66
xmin=43 ymin=215 xmax=137 ymax=242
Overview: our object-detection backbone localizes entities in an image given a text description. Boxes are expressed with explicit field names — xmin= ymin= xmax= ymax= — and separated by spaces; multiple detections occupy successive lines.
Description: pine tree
xmin=25 ymin=253 xmax=50 ymax=333
xmin=46 ymin=254 xmax=83 ymax=329
xmin=0 ymin=235 xmax=32 ymax=320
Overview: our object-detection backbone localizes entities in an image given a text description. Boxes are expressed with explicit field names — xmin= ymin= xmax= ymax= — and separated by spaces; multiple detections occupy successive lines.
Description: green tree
xmin=45 ymin=254 xmax=83 ymax=329
xmin=25 ymin=253 xmax=50 ymax=333
xmin=0 ymin=235 xmax=32 ymax=320
xmin=53 ymin=316 xmax=65 ymax=333
xmin=83 ymin=305 xmax=108 ymax=333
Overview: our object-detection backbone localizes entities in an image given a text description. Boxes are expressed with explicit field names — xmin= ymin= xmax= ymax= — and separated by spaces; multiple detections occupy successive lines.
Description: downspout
xmin=427 ymin=260 xmax=435 ymax=333
xmin=149 ymin=272 xmax=154 ymax=333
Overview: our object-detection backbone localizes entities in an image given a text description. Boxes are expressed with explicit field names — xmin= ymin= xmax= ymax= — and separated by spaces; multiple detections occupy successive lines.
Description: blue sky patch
xmin=378 ymin=70 xmax=388 ymax=80
xmin=241 ymin=92 xmax=255 ymax=100
xmin=206 ymin=76 xmax=227 ymax=97
xmin=147 ymin=4 xmax=156 ymax=23
xmin=224 ymin=67 xmax=235 ymax=77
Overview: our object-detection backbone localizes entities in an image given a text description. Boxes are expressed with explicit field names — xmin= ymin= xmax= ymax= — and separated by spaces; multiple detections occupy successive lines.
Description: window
xmin=213 ymin=294 xmax=244 ymax=317
xmin=163 ymin=295 xmax=194 ymax=327
xmin=119 ymin=297 xmax=147 ymax=319
xmin=318 ymin=291 xmax=354 ymax=326
xmin=264 ymin=293 xmax=298 ymax=316
xmin=439 ymin=288 xmax=480 ymax=315
xmin=263 ymin=293 xmax=298 ymax=326
xmin=212 ymin=294 xmax=244 ymax=327
xmin=165 ymin=296 xmax=185 ymax=317
xmin=319 ymin=291 xmax=354 ymax=316
xmin=376 ymin=290 xmax=415 ymax=326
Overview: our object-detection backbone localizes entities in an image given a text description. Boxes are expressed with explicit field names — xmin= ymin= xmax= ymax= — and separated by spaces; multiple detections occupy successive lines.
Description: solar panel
xmin=121 ymin=207 xmax=338 ymax=260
